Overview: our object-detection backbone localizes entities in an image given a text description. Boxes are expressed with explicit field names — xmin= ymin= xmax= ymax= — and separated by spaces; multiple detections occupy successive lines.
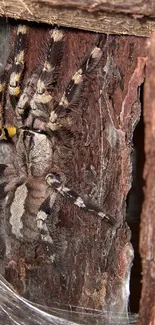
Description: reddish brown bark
xmin=0 ymin=22 xmax=147 ymax=323
xmin=139 ymin=32 xmax=155 ymax=325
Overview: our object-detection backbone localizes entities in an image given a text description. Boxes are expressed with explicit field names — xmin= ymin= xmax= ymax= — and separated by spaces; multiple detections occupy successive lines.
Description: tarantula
xmin=0 ymin=24 xmax=116 ymax=249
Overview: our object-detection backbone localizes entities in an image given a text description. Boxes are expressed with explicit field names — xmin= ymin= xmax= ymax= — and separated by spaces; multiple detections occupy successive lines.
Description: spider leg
xmin=9 ymin=25 xmax=28 ymax=108
xmin=30 ymin=28 xmax=64 ymax=119
xmin=0 ymin=57 xmax=12 ymax=125
xmin=16 ymin=72 xmax=39 ymax=120
xmin=0 ymin=56 xmax=16 ymax=140
xmin=47 ymin=36 xmax=104 ymax=132
xmin=36 ymin=191 xmax=59 ymax=244
xmin=0 ymin=25 xmax=28 ymax=139
xmin=45 ymin=172 xmax=116 ymax=226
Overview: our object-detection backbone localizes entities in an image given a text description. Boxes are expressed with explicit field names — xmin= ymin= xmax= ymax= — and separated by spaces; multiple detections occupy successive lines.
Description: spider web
xmin=0 ymin=274 xmax=137 ymax=325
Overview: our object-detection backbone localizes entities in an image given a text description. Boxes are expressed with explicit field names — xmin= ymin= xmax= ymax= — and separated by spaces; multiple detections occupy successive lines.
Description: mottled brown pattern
xmin=0 ymin=23 xmax=147 ymax=322
xmin=139 ymin=32 xmax=155 ymax=325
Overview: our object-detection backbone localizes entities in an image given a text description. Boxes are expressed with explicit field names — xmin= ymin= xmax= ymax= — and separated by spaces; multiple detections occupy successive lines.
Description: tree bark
xmin=139 ymin=32 xmax=155 ymax=325
xmin=0 ymin=22 xmax=147 ymax=324
xmin=1 ymin=0 xmax=155 ymax=37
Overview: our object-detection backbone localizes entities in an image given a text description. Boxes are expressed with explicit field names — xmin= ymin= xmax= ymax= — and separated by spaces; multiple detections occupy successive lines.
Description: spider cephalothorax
xmin=0 ymin=24 xmax=116 ymax=251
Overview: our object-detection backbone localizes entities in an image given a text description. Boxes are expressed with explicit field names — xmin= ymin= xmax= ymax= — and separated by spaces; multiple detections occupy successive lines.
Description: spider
xmin=0 ymin=24 xmax=116 ymax=251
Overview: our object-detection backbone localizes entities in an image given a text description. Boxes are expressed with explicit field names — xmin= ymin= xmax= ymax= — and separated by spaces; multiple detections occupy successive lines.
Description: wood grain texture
xmin=1 ymin=0 xmax=155 ymax=36
xmin=139 ymin=32 xmax=155 ymax=325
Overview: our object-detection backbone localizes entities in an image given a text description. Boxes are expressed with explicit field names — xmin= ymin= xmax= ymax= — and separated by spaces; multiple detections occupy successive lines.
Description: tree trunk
xmin=0 ymin=21 xmax=147 ymax=324
xmin=139 ymin=32 xmax=155 ymax=325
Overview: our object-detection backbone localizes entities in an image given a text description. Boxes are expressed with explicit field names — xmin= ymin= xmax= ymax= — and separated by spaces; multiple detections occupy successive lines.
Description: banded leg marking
xmin=16 ymin=72 xmax=38 ymax=119
xmin=36 ymin=192 xmax=58 ymax=244
xmin=9 ymin=25 xmax=28 ymax=107
xmin=0 ymin=57 xmax=14 ymax=139
xmin=45 ymin=173 xmax=116 ymax=226
xmin=0 ymin=25 xmax=28 ymax=139
xmin=30 ymin=28 xmax=64 ymax=118
xmin=48 ymin=38 xmax=103 ymax=131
